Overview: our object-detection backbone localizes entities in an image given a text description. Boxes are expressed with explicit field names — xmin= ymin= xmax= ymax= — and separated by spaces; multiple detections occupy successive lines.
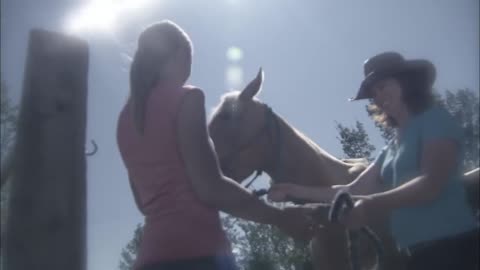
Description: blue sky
xmin=1 ymin=0 xmax=478 ymax=269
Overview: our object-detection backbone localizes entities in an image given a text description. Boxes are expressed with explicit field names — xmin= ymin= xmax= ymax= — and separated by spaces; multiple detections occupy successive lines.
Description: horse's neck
xmin=265 ymin=117 xmax=354 ymax=186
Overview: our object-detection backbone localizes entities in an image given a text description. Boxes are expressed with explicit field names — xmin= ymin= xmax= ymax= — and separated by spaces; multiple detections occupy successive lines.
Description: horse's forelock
xmin=209 ymin=91 xmax=240 ymax=119
xmin=209 ymin=90 xmax=263 ymax=121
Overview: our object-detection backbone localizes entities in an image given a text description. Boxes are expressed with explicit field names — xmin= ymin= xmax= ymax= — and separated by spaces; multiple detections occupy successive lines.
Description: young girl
xmin=269 ymin=52 xmax=478 ymax=270
xmin=117 ymin=20 xmax=315 ymax=270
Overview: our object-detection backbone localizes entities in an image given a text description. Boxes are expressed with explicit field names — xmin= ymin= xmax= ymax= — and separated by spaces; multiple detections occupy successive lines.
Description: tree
xmin=0 ymin=80 xmax=18 ymax=270
xmin=119 ymin=216 xmax=310 ymax=270
xmin=222 ymin=204 xmax=311 ymax=270
xmin=118 ymin=223 xmax=143 ymax=270
xmin=240 ymin=220 xmax=309 ymax=270
xmin=438 ymin=89 xmax=479 ymax=171
xmin=336 ymin=120 xmax=376 ymax=160
xmin=1 ymin=80 xmax=17 ymax=160
xmin=435 ymin=89 xmax=480 ymax=214
xmin=221 ymin=214 xmax=248 ymax=267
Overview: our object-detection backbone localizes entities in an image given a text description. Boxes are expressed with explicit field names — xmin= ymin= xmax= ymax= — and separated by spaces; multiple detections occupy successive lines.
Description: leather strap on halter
xmin=218 ymin=103 xmax=283 ymax=193
xmin=244 ymin=105 xmax=283 ymax=193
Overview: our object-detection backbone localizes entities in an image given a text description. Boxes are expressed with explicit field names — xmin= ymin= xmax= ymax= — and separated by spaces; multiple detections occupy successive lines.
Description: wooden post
xmin=4 ymin=29 xmax=89 ymax=270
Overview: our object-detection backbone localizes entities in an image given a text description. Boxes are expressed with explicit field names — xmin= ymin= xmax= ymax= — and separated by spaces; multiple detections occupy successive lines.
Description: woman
xmin=269 ymin=52 xmax=478 ymax=269
xmin=116 ymin=21 xmax=315 ymax=270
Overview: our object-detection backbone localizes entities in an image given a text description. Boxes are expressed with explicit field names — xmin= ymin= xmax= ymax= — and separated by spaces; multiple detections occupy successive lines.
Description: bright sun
xmin=65 ymin=0 xmax=153 ymax=34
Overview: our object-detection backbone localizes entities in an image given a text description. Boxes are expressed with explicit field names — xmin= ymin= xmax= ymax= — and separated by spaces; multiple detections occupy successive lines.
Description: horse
xmin=208 ymin=68 xmax=479 ymax=270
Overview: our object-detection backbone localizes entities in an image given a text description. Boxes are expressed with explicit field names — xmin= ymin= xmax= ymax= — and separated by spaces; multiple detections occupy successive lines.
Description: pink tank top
xmin=116 ymin=84 xmax=231 ymax=269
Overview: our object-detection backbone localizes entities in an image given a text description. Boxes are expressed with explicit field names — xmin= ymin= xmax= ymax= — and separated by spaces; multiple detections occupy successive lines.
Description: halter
xmin=218 ymin=104 xmax=283 ymax=190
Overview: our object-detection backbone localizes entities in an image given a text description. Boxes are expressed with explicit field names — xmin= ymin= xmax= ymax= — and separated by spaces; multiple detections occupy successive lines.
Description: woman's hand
xmin=342 ymin=196 xmax=381 ymax=230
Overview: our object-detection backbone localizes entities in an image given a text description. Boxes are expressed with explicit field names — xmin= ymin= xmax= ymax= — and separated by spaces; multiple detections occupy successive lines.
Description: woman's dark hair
xmin=367 ymin=70 xmax=434 ymax=129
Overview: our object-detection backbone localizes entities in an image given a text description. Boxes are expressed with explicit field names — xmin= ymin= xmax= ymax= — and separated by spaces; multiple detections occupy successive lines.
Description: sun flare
xmin=65 ymin=0 xmax=154 ymax=34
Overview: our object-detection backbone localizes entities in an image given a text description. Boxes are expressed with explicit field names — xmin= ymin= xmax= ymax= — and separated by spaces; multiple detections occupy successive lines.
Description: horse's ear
xmin=240 ymin=68 xmax=264 ymax=100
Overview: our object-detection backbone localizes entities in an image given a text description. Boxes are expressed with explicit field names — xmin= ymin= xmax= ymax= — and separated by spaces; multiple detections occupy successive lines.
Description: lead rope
xmin=329 ymin=191 xmax=384 ymax=270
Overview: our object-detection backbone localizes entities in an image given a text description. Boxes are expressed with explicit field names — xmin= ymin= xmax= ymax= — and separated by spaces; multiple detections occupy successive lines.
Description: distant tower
xmin=225 ymin=46 xmax=244 ymax=90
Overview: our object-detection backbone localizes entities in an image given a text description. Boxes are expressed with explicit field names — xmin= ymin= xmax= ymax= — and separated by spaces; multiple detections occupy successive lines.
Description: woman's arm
xmin=268 ymin=161 xmax=383 ymax=203
xmin=346 ymin=160 xmax=386 ymax=196
xmin=371 ymin=138 xmax=458 ymax=211
xmin=343 ymin=138 xmax=459 ymax=229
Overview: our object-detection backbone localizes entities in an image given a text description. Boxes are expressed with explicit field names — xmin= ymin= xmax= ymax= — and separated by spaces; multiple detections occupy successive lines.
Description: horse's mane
xmin=211 ymin=91 xmax=367 ymax=178
xmin=276 ymin=114 xmax=368 ymax=176
xmin=274 ymin=113 xmax=349 ymax=163
xmin=211 ymin=91 xmax=348 ymax=163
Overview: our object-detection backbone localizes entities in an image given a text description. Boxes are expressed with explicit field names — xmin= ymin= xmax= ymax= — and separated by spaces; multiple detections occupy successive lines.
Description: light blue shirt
xmin=374 ymin=105 xmax=477 ymax=248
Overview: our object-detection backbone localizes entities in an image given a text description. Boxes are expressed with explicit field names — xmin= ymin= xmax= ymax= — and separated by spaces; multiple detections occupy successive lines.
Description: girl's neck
xmin=157 ymin=77 xmax=186 ymax=89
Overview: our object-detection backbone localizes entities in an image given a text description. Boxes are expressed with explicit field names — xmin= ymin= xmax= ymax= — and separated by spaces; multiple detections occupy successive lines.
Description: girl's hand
xmin=269 ymin=184 xmax=350 ymax=203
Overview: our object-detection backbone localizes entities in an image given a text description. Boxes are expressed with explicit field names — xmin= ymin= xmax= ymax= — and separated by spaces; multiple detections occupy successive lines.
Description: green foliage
xmin=118 ymin=223 xmax=143 ymax=270
xmin=336 ymin=120 xmax=376 ymax=160
xmin=222 ymin=204 xmax=311 ymax=270
xmin=0 ymin=80 xmax=17 ymax=270
xmin=438 ymin=89 xmax=479 ymax=171
xmin=119 ymin=214 xmax=310 ymax=270
xmin=1 ymin=80 xmax=17 ymax=160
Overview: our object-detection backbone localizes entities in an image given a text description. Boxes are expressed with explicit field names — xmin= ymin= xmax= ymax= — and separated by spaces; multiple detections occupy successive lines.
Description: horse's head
xmin=209 ymin=68 xmax=273 ymax=183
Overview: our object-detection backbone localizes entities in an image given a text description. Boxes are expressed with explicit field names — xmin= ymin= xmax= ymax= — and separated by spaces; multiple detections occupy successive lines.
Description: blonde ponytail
xmin=130 ymin=20 xmax=193 ymax=134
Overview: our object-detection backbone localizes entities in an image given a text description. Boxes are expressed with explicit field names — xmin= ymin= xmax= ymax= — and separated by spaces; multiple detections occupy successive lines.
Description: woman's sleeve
xmin=420 ymin=107 xmax=463 ymax=144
